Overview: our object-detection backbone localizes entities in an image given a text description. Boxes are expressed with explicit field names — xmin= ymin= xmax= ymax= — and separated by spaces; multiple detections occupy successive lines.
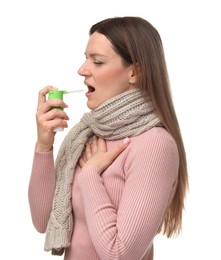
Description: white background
xmin=0 ymin=0 xmax=220 ymax=259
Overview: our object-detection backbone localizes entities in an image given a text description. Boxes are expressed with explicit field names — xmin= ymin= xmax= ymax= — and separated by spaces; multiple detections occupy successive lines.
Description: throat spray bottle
xmin=48 ymin=89 xmax=83 ymax=132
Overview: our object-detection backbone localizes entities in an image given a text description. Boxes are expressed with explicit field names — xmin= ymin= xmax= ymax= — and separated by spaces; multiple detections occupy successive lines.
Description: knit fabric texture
xmin=44 ymin=88 xmax=161 ymax=255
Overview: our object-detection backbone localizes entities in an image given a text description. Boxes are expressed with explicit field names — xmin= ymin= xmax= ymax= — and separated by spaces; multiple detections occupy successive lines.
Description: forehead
xmin=85 ymin=32 xmax=116 ymax=56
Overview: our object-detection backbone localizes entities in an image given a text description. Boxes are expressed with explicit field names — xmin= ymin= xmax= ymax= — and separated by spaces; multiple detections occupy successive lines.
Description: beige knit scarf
xmin=44 ymin=88 xmax=161 ymax=255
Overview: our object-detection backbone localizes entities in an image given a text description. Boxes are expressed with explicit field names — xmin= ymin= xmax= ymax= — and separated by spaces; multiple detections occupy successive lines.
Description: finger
xmin=36 ymin=110 xmax=69 ymax=131
xmin=97 ymin=137 xmax=107 ymax=152
xmin=37 ymin=85 xmax=58 ymax=108
xmin=107 ymin=137 xmax=130 ymax=161
xmin=91 ymin=136 xmax=98 ymax=154
xmin=85 ymin=143 xmax=92 ymax=159
xmin=79 ymin=157 xmax=86 ymax=168
xmin=43 ymin=109 xmax=69 ymax=121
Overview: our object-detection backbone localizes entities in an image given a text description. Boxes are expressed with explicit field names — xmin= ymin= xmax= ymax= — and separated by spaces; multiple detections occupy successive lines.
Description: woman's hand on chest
xmin=79 ymin=136 xmax=130 ymax=174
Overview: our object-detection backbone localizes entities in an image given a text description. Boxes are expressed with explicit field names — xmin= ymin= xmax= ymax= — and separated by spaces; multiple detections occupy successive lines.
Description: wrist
xmin=35 ymin=143 xmax=53 ymax=153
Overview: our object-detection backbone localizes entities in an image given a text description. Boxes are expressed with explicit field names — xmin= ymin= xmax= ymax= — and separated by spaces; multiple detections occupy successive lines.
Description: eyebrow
xmin=84 ymin=52 xmax=108 ymax=58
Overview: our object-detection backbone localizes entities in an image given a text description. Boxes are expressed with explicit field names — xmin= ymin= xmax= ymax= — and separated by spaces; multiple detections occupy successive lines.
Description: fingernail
xmin=123 ymin=137 xmax=130 ymax=145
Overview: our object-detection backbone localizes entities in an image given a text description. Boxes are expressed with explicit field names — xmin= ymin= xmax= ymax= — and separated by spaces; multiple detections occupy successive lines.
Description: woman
xmin=28 ymin=16 xmax=188 ymax=260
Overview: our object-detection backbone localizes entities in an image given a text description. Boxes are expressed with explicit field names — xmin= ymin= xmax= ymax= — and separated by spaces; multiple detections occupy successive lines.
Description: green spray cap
xmin=48 ymin=90 xmax=66 ymax=100
xmin=48 ymin=90 xmax=66 ymax=110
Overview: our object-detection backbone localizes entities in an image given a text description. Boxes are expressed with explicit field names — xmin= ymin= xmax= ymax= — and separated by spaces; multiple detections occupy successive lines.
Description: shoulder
xmin=104 ymin=127 xmax=179 ymax=183
xmin=125 ymin=127 xmax=179 ymax=180
xmin=130 ymin=126 xmax=177 ymax=151
xmin=126 ymin=127 xmax=179 ymax=170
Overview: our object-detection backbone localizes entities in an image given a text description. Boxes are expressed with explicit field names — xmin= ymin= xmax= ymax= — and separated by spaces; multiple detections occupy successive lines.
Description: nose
xmin=78 ymin=62 xmax=91 ymax=76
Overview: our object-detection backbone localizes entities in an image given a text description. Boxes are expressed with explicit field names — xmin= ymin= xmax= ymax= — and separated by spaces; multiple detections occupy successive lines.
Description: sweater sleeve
xmin=77 ymin=128 xmax=179 ymax=260
xmin=28 ymin=148 xmax=56 ymax=233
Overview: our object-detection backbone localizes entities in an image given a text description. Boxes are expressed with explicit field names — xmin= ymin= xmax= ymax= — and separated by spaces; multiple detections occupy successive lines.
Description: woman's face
xmin=78 ymin=32 xmax=137 ymax=110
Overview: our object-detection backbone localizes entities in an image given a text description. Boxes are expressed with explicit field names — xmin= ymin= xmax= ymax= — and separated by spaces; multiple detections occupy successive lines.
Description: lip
xmin=85 ymin=91 xmax=93 ymax=98
xmin=84 ymin=80 xmax=92 ymax=87
xmin=84 ymin=80 xmax=95 ymax=97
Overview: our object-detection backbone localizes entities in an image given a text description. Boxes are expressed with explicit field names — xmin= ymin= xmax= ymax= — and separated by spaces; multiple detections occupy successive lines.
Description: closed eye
xmin=93 ymin=60 xmax=103 ymax=65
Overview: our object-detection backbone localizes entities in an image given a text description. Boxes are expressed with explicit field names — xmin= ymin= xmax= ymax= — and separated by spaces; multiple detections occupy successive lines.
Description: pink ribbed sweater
xmin=28 ymin=127 xmax=179 ymax=260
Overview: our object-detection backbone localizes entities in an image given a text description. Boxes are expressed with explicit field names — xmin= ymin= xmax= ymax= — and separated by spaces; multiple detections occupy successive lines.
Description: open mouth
xmin=88 ymin=86 xmax=95 ymax=93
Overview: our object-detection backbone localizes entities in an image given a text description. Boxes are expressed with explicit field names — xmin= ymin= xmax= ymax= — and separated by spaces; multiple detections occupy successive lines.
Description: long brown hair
xmin=90 ymin=16 xmax=188 ymax=237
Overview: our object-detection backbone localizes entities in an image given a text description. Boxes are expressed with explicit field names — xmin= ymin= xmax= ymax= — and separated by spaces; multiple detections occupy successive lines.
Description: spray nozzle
xmin=48 ymin=89 xmax=84 ymax=100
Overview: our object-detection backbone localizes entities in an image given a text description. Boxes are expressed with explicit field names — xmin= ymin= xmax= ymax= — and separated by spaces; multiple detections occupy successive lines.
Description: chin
xmin=87 ymin=97 xmax=109 ymax=110
xmin=87 ymin=101 xmax=97 ymax=110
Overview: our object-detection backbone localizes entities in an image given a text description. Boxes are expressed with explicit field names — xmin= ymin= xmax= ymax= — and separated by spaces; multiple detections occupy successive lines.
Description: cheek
xmin=100 ymin=68 xmax=129 ymax=86
xmin=98 ymin=71 xmax=116 ymax=83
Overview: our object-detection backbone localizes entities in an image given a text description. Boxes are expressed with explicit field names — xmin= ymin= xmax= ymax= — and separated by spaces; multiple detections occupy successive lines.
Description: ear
xmin=128 ymin=64 xmax=139 ymax=84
